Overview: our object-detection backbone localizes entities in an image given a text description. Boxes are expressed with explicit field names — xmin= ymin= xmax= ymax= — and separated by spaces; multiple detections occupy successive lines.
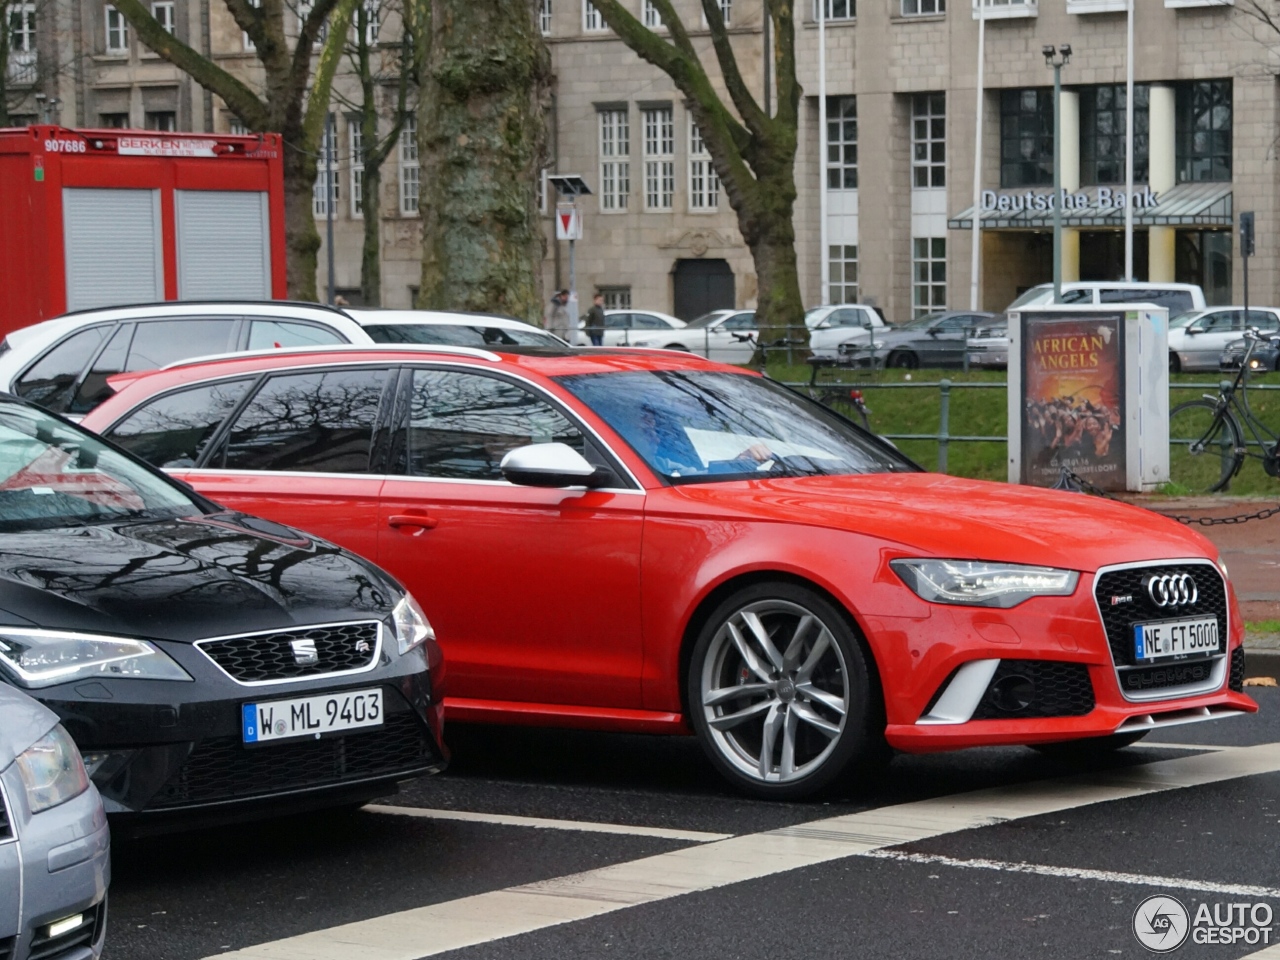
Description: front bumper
xmin=26 ymin=636 xmax=447 ymax=832
xmin=0 ymin=771 xmax=110 ymax=960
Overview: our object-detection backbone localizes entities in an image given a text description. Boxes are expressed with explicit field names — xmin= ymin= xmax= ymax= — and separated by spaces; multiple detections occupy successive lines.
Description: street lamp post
xmin=1043 ymin=44 xmax=1072 ymax=305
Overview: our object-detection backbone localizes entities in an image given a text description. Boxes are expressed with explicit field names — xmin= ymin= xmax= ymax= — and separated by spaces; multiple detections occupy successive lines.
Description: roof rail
xmin=160 ymin=343 xmax=503 ymax=371
xmin=55 ymin=299 xmax=354 ymax=321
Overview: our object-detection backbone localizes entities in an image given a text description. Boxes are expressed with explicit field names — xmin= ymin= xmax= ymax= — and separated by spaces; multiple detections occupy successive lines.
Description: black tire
xmin=888 ymin=351 xmax=919 ymax=370
xmin=1169 ymin=352 xmax=1182 ymax=373
xmin=1031 ymin=731 xmax=1148 ymax=759
xmin=686 ymin=582 xmax=883 ymax=800
xmin=1168 ymin=398 xmax=1243 ymax=494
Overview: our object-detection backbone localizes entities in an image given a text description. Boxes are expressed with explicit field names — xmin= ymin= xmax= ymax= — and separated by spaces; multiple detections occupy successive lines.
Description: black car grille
xmin=151 ymin=711 xmax=434 ymax=809
xmin=1230 ymin=646 xmax=1246 ymax=692
xmin=1094 ymin=562 xmax=1228 ymax=699
xmin=197 ymin=621 xmax=380 ymax=683
xmin=27 ymin=901 xmax=106 ymax=960
xmin=0 ymin=786 xmax=11 ymax=841
xmin=0 ymin=937 xmax=12 ymax=960
xmin=971 ymin=660 xmax=1096 ymax=719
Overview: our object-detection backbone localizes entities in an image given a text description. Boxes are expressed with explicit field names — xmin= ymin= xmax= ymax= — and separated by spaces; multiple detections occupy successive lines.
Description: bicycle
xmin=1167 ymin=328 xmax=1280 ymax=493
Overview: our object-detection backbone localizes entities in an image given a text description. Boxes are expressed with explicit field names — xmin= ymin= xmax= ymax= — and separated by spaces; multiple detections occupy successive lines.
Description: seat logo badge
xmin=1144 ymin=573 xmax=1198 ymax=608
xmin=291 ymin=638 xmax=319 ymax=666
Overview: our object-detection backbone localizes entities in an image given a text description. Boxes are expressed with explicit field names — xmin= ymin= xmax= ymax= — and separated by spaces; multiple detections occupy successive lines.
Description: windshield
xmin=896 ymin=313 xmax=946 ymax=331
xmin=364 ymin=323 xmax=565 ymax=348
xmin=685 ymin=311 xmax=729 ymax=329
xmin=1169 ymin=310 xmax=1206 ymax=329
xmin=1006 ymin=286 xmax=1051 ymax=310
xmin=556 ymin=370 xmax=915 ymax=484
xmin=0 ymin=403 xmax=199 ymax=532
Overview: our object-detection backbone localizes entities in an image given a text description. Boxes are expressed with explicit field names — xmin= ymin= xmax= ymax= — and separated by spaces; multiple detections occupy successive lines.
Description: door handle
xmin=388 ymin=513 xmax=439 ymax=531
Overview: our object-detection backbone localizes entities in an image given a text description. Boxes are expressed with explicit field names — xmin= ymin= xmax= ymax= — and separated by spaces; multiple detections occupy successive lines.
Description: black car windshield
xmin=364 ymin=323 xmax=564 ymax=348
xmin=556 ymin=370 xmax=916 ymax=484
xmin=0 ymin=402 xmax=197 ymax=532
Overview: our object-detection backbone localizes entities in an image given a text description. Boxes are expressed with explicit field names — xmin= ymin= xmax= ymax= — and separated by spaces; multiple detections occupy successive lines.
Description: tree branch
xmin=112 ymin=0 xmax=271 ymax=128
xmin=301 ymin=0 xmax=359 ymax=151
xmin=769 ymin=0 xmax=800 ymax=128
xmin=697 ymin=0 xmax=766 ymax=133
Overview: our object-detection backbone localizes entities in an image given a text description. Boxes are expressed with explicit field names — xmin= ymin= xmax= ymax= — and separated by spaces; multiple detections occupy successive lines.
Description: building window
xmin=689 ymin=120 xmax=720 ymax=211
xmin=702 ymin=0 xmax=732 ymax=25
xmin=314 ymin=117 xmax=339 ymax=217
xmin=642 ymin=107 xmax=674 ymax=211
xmin=814 ymin=0 xmax=856 ymax=20
xmin=642 ymin=0 xmax=661 ymax=27
xmin=598 ymin=108 xmax=630 ymax=211
xmin=829 ymin=245 xmax=859 ymax=303
xmin=8 ymin=3 xmax=36 ymax=84
xmin=539 ymin=0 xmax=552 ymax=34
xmin=99 ymin=113 xmax=129 ymax=128
xmin=600 ymin=287 xmax=632 ymax=309
xmin=228 ymin=116 xmax=248 ymax=135
xmin=1000 ymin=88 xmax=1053 ymax=188
xmin=399 ymin=114 xmax=419 ymax=215
xmin=911 ymin=93 xmax=945 ymax=188
xmin=912 ymin=238 xmax=946 ymax=318
xmin=243 ymin=0 xmax=259 ymax=50
xmin=152 ymin=1 xmax=175 ymax=34
xmin=146 ymin=111 xmax=176 ymax=131
xmin=1177 ymin=80 xmax=1231 ymax=183
xmin=583 ymin=0 xmax=606 ymax=31
xmin=902 ymin=0 xmax=944 ymax=13
xmin=359 ymin=0 xmax=379 ymax=43
xmin=826 ymin=96 xmax=857 ymax=190
xmin=350 ymin=120 xmax=365 ymax=218
xmin=1080 ymin=84 xmax=1149 ymax=186
xmin=105 ymin=5 xmax=129 ymax=53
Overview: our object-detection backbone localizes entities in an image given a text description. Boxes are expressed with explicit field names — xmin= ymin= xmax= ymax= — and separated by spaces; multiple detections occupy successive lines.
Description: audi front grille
xmin=1093 ymin=560 xmax=1229 ymax=702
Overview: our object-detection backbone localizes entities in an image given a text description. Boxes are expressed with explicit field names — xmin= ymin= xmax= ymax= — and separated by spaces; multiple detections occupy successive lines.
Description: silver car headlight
xmin=0 ymin=628 xmax=192 ymax=688
xmin=891 ymin=559 xmax=1079 ymax=608
xmin=391 ymin=594 xmax=435 ymax=656
xmin=15 ymin=725 xmax=90 ymax=814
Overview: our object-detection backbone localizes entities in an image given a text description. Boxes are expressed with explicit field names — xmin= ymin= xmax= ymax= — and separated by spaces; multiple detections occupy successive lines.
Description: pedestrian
xmin=546 ymin=289 xmax=572 ymax=342
xmin=585 ymin=293 xmax=607 ymax=347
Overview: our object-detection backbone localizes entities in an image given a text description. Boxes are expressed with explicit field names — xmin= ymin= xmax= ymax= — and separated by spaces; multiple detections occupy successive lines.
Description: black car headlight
xmin=891 ymin=559 xmax=1079 ymax=608
xmin=391 ymin=594 xmax=435 ymax=656
xmin=0 ymin=628 xmax=192 ymax=688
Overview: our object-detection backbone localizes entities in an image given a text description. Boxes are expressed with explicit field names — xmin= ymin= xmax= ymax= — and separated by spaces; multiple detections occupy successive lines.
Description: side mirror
xmin=1185 ymin=326 xmax=1200 ymax=336
xmin=500 ymin=443 xmax=604 ymax=488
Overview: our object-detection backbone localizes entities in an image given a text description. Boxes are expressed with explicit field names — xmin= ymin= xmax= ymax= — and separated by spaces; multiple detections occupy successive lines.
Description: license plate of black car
xmin=241 ymin=688 xmax=383 ymax=744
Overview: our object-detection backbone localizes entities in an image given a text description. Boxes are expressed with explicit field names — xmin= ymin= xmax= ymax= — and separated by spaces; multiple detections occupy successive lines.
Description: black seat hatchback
xmin=0 ymin=396 xmax=446 ymax=833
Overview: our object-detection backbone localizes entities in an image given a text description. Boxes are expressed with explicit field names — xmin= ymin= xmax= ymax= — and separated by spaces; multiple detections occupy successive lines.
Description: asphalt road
xmin=104 ymin=689 xmax=1280 ymax=960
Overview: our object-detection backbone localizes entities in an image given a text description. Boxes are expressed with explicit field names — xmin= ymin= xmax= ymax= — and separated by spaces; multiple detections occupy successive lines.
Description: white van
xmin=1006 ymin=281 xmax=1207 ymax=316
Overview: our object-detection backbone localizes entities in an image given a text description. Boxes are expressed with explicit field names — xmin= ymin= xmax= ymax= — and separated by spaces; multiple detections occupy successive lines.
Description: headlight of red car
xmin=891 ymin=559 xmax=1079 ymax=608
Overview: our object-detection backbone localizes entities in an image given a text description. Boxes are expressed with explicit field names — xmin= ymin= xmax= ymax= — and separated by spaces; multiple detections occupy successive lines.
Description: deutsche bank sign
xmin=981 ymin=187 xmax=1160 ymax=213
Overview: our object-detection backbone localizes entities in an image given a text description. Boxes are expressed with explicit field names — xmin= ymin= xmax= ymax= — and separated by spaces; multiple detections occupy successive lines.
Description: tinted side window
xmin=126 ymin=319 xmax=238 ymax=372
xmin=14 ymin=326 xmax=110 ymax=412
xmin=106 ymin=379 xmax=254 ymax=468
xmin=248 ymin=320 xmax=348 ymax=350
xmin=1249 ymin=311 xmax=1280 ymax=332
xmin=722 ymin=313 xmax=755 ymax=331
xmin=604 ymin=314 xmax=630 ymax=329
xmin=1098 ymin=288 xmax=1194 ymax=314
xmin=403 ymin=369 xmax=585 ymax=481
xmin=633 ymin=314 xmax=669 ymax=329
xmin=1060 ymin=289 xmax=1093 ymax=304
xmin=70 ymin=323 xmax=135 ymax=414
xmin=222 ymin=368 xmax=389 ymax=473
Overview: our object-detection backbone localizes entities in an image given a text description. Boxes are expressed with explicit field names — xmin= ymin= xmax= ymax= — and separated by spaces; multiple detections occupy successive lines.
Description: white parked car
xmin=1167 ymin=307 xmax=1280 ymax=372
xmin=573 ymin=309 xmax=685 ymax=347
xmin=0 ymin=302 xmax=565 ymax=418
xmin=806 ymin=305 xmax=888 ymax=360
xmin=965 ymin=320 xmax=1010 ymax=369
xmin=1006 ymin=281 xmax=1206 ymax=316
xmin=644 ymin=309 xmax=760 ymax=363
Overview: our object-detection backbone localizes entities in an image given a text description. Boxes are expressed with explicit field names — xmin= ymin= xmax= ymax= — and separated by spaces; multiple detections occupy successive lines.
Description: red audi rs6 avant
xmin=81 ymin=345 xmax=1255 ymax=798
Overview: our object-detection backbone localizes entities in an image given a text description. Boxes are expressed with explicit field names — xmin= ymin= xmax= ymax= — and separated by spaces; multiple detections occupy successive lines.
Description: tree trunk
xmin=283 ymin=138 xmax=322 ymax=302
xmin=732 ymin=158 xmax=803 ymax=346
xmin=361 ymin=166 xmax=383 ymax=305
xmin=417 ymin=0 xmax=550 ymax=323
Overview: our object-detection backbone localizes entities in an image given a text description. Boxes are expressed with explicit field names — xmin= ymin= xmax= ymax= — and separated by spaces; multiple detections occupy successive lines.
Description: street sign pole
xmin=547 ymin=176 xmax=592 ymax=333
xmin=1241 ymin=211 xmax=1255 ymax=323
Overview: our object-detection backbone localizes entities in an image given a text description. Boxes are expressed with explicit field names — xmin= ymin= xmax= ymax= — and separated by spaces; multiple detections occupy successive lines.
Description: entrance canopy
xmin=948 ymin=182 xmax=1232 ymax=230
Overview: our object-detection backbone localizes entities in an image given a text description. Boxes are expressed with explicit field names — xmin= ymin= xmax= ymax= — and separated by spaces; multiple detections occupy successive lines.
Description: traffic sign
xmin=556 ymin=205 xmax=582 ymax=241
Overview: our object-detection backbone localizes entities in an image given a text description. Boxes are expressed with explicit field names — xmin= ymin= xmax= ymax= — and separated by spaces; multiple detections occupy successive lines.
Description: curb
xmin=1244 ymin=647 xmax=1280 ymax=680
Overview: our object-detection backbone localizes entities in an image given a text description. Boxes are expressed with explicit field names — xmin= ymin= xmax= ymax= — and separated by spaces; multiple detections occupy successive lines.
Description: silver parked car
xmin=1 ymin=684 xmax=109 ymax=959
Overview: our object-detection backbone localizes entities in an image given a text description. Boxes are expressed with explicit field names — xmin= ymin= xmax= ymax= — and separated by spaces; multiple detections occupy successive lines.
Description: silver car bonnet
xmin=0 ymin=683 xmax=59 ymax=771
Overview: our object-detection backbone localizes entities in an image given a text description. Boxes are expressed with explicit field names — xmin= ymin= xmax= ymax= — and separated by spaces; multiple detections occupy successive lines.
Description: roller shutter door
xmin=175 ymin=190 xmax=270 ymax=300
xmin=62 ymin=188 xmax=164 ymax=311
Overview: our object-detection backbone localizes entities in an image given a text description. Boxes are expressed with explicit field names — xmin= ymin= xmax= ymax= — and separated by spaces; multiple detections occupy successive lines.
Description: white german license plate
xmin=241 ymin=688 xmax=383 ymax=744
xmin=1133 ymin=617 xmax=1220 ymax=661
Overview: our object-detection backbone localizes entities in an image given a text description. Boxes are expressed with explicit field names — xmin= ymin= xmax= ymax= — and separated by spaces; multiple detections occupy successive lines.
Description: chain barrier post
xmin=938 ymin=379 xmax=952 ymax=473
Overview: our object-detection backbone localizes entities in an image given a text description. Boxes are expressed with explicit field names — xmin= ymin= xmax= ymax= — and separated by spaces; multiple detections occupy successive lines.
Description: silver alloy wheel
xmin=699 ymin=599 xmax=850 ymax=784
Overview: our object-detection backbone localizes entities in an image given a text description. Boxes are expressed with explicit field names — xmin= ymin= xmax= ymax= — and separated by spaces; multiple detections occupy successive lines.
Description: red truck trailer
xmin=0 ymin=125 xmax=287 ymax=334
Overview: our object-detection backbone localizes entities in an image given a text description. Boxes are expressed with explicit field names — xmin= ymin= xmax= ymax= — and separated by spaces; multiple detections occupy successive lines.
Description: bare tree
xmin=1 ymin=0 xmax=77 ymax=127
xmin=588 ymin=0 xmax=803 ymax=341
xmin=111 ymin=0 xmax=360 ymax=301
xmin=330 ymin=0 xmax=416 ymax=306
xmin=412 ymin=0 xmax=551 ymax=324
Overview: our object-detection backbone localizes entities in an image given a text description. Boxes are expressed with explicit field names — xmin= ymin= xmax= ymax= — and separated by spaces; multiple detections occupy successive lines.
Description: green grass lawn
xmin=770 ymin=363 xmax=1280 ymax=495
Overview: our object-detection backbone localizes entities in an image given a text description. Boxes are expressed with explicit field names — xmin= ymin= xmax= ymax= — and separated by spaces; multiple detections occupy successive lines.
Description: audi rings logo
xmin=1144 ymin=573 xmax=1198 ymax=608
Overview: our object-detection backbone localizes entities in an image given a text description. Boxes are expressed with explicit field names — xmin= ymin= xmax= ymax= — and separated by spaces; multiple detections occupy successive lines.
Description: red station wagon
xmin=82 ymin=345 xmax=1255 ymax=798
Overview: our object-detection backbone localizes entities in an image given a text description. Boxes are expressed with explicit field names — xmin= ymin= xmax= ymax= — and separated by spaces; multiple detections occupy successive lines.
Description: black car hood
xmin=0 ymin=512 xmax=402 ymax=642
